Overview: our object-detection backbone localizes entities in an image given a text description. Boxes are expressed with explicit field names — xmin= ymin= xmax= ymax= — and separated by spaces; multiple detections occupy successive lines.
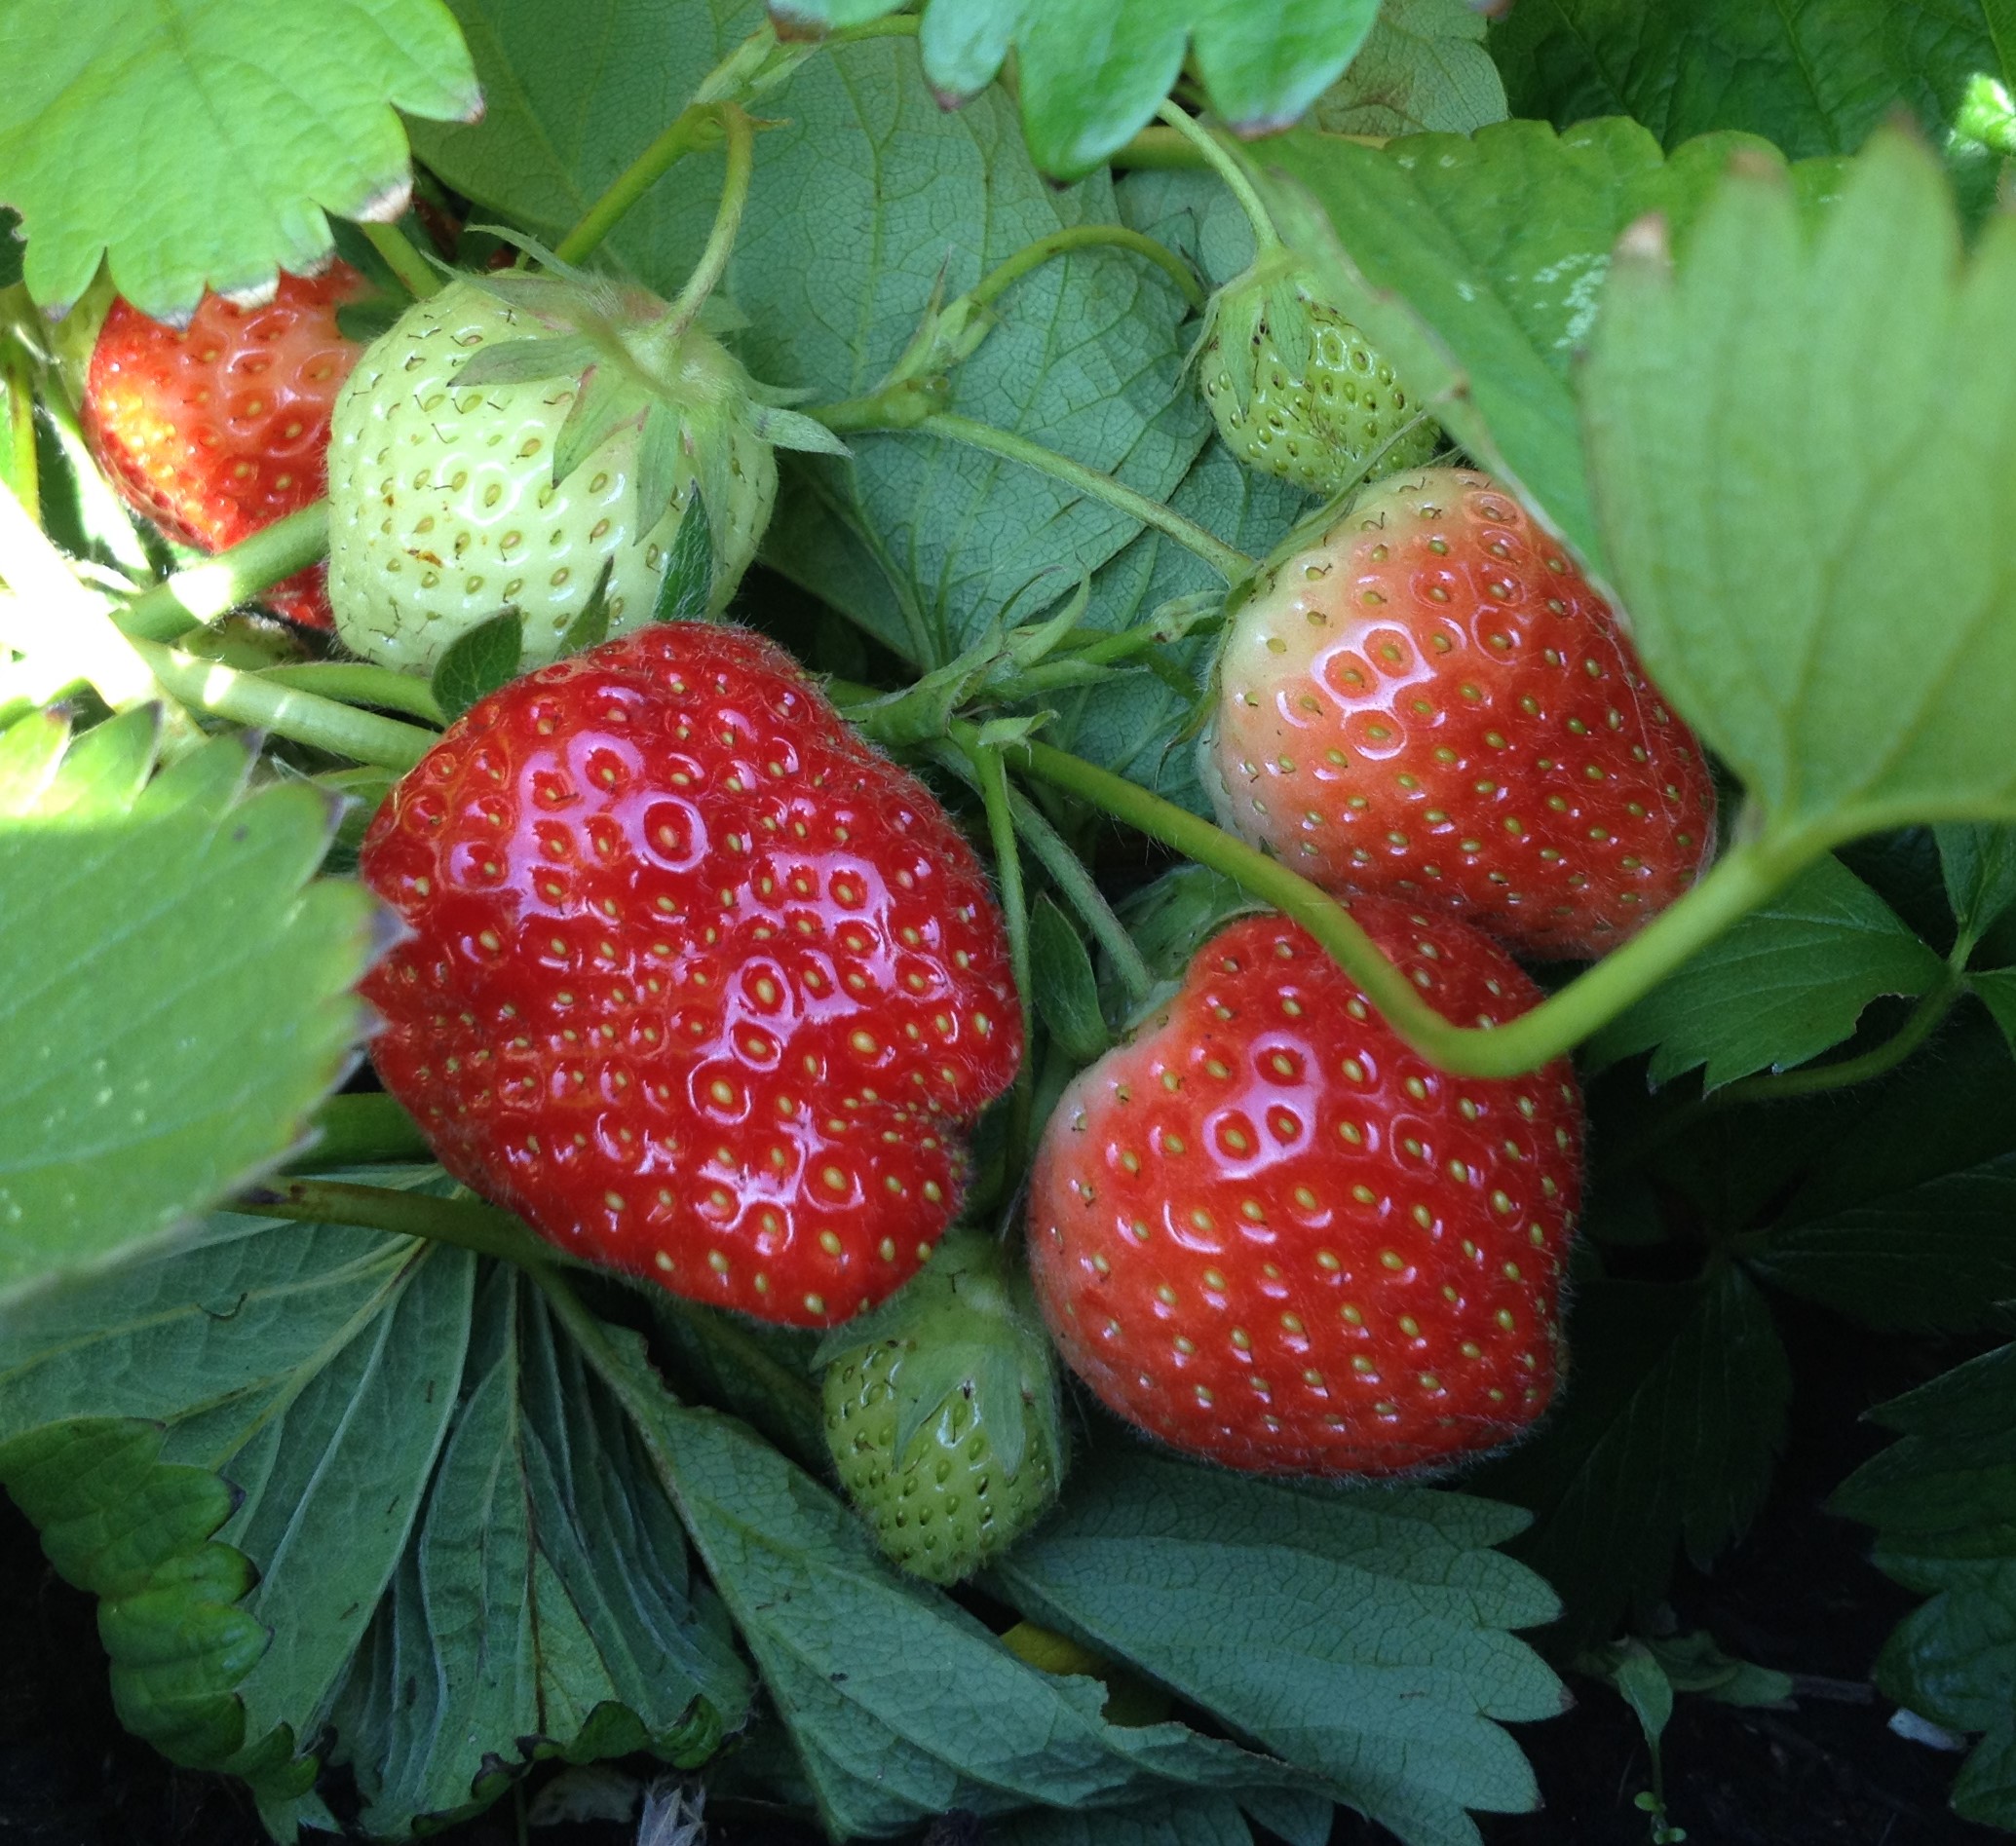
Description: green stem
xmin=921 ymin=737 xmax=1152 ymax=1003
xmin=1715 ymin=968 xmax=1965 ymax=1108
xmin=669 ymin=105 xmax=755 ymax=331
xmin=917 ymin=412 xmax=1253 ymax=584
xmin=970 ymin=224 xmax=1205 ymax=314
xmin=120 ymin=503 xmax=330 ymax=641
xmin=361 ymin=222 xmax=442 ymax=299
xmin=131 ymin=637 xmax=436 ymax=770
xmin=557 ymin=104 xmax=722 ymax=266
xmin=4 ymin=346 xmax=37 ymax=522
xmin=1007 ymin=732 xmax=1821 ymax=1077
xmin=1109 ymin=126 xmax=1211 ymax=171
xmin=257 ymin=661 xmax=444 ymax=724
xmin=972 ymin=740 xmax=1035 ymax=1171
xmin=290 ymin=1093 xmax=434 ymax=1170
xmin=1154 ymin=101 xmax=1278 ymax=253
xmin=235 ymin=1178 xmax=569 ymax=1269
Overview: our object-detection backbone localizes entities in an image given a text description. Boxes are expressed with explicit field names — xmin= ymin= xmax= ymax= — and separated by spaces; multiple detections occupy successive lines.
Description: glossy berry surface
xmin=83 ymin=263 xmax=368 ymax=628
xmin=824 ymin=1337 xmax=1059 ymax=1584
xmin=1028 ymin=901 xmax=1582 ymax=1477
xmin=359 ymin=622 xmax=1022 ymax=1327
xmin=1204 ymin=468 xmax=1716 ymax=960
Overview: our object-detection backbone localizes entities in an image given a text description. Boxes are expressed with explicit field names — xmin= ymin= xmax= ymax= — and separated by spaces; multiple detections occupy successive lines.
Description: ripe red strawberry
xmin=358 ymin=622 xmax=1023 ymax=1327
xmin=1202 ymin=467 xmax=1715 ymax=960
xmin=82 ymin=263 xmax=369 ymax=629
xmin=1027 ymin=899 xmax=1581 ymax=1477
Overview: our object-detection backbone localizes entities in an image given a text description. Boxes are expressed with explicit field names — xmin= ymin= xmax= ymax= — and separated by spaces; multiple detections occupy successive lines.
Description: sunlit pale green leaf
xmin=1582 ymin=129 xmax=2016 ymax=840
xmin=0 ymin=717 xmax=380 ymax=1310
xmin=0 ymin=0 xmax=479 ymax=318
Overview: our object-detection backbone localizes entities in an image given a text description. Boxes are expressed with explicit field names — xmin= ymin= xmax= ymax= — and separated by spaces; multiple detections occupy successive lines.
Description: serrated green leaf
xmin=1940 ymin=823 xmax=2016 ymax=955
xmin=1746 ymin=1150 xmax=2016 ymax=1333
xmin=1974 ymin=966 xmax=2016 ymax=1054
xmin=1583 ymin=129 xmax=2016 ymax=839
xmin=1031 ymin=894 xmax=1109 ymax=1063
xmin=1311 ymin=0 xmax=1507 ymax=138
xmin=560 ymin=558 xmax=617 ymax=657
xmin=1833 ymin=1340 xmax=2016 ymax=1830
xmin=1261 ymin=118 xmax=1843 ymax=567
xmin=1491 ymin=0 xmax=2009 ymax=161
xmin=1469 ymin=1270 xmax=1789 ymax=1650
xmin=601 ymin=1342 xmax=1322 ymax=1837
xmin=0 ymin=729 xmax=380 ymax=1308
xmin=0 ymin=1191 xmax=750 ymax=1833
xmin=1582 ymin=856 xmax=1943 ymax=1090
xmin=654 ymin=495 xmax=715 ymax=623
xmin=996 ymin=1440 xmax=1563 ymax=1846
xmin=416 ymin=12 xmax=1210 ymax=673
xmin=0 ymin=0 xmax=480 ymax=318
xmin=431 ymin=609 xmax=525 ymax=722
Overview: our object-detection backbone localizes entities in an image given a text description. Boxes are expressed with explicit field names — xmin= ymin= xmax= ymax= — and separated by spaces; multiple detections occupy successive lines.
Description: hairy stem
xmin=120 ymin=504 xmax=330 ymax=641
xmin=1003 ymin=731 xmax=1819 ymax=1077
xmin=916 ymin=413 xmax=1253 ymax=583
xmin=669 ymin=105 xmax=755 ymax=331
xmin=235 ymin=1178 xmax=568 ymax=1269
xmin=132 ymin=638 xmax=437 ymax=769
xmin=972 ymin=740 xmax=1035 ymax=1173
xmin=1717 ymin=968 xmax=1965 ymax=1107
xmin=1155 ymin=101 xmax=1278 ymax=254
xmin=361 ymin=222 xmax=443 ymax=299
xmin=258 ymin=661 xmax=445 ymax=725
xmin=970 ymin=224 xmax=1205 ymax=314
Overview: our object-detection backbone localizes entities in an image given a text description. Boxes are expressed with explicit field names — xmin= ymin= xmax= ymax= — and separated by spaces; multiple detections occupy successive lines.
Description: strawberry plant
xmin=8 ymin=4 xmax=2016 ymax=1844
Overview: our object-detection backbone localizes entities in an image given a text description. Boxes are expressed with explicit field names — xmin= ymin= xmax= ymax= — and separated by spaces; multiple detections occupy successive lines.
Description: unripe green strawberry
xmin=325 ymin=273 xmax=833 ymax=675
xmin=1197 ymin=258 xmax=1438 ymax=496
xmin=821 ymin=1231 xmax=1065 ymax=1584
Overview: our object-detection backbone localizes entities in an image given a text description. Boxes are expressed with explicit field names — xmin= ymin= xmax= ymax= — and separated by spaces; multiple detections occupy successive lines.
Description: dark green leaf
xmin=654 ymin=494 xmax=714 ymax=624
xmin=0 ymin=1190 xmax=750 ymax=1834
xmin=333 ymin=296 xmax=405 ymax=347
xmin=1610 ymin=1644 xmax=1673 ymax=1752
xmin=1834 ymin=1341 xmax=2016 ymax=1830
xmin=431 ymin=609 xmax=524 ymax=722
xmin=0 ymin=720 xmax=379 ymax=1308
xmin=0 ymin=0 xmax=479 ymax=318
xmin=1974 ymin=967 xmax=2016 ymax=1055
xmin=1470 ymin=1270 xmax=1789 ymax=1649
xmin=989 ymin=1798 xmax=1252 ymax=1846
xmin=1583 ymin=130 xmax=2016 ymax=839
xmin=1582 ymin=856 xmax=1943 ymax=1090
xmin=559 ymin=558 xmax=617 ymax=657
xmin=1941 ymin=823 xmax=2016 ymax=955
xmin=995 ymin=1437 xmax=1563 ymax=1846
xmin=1745 ymin=1150 xmax=2016 ymax=1333
xmin=1491 ymin=0 xmax=2011 ymax=162
xmin=1032 ymin=895 xmax=1110 ymax=1063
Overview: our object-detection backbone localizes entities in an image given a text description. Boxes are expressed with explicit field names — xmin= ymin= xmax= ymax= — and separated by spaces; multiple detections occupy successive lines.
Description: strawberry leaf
xmin=1031 ymin=894 xmax=1110 ymax=1064
xmin=1583 ymin=129 xmax=2016 ymax=840
xmin=993 ymin=1437 xmax=1564 ymax=1846
xmin=0 ymin=0 xmax=480 ymax=320
xmin=0 ymin=1187 xmax=751 ymax=1834
xmin=1259 ymin=118 xmax=1845 ymax=568
xmin=559 ymin=558 xmax=618 ymax=657
xmin=1581 ymin=855 xmax=1944 ymax=1091
xmin=1492 ymin=0 xmax=2008 ymax=162
xmin=431 ymin=608 xmax=524 ymax=722
xmin=0 ymin=713 xmax=380 ymax=1310
xmin=653 ymin=496 xmax=715 ymax=623
xmin=1468 ymin=1269 xmax=1790 ymax=1650
xmin=1833 ymin=1342 xmax=2016 ymax=1831
xmin=1973 ymin=967 xmax=2016 ymax=1057
xmin=1743 ymin=1149 xmax=2016 ymax=1334
xmin=1309 ymin=0 xmax=1507 ymax=139
xmin=1939 ymin=823 xmax=2016 ymax=955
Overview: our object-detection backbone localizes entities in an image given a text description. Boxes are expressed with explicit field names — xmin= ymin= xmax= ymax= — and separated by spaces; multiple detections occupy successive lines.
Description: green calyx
xmin=820 ymin=1230 xmax=1066 ymax=1584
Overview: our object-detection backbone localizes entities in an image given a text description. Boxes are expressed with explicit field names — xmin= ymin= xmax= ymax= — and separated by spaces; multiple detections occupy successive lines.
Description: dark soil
xmin=0 ymin=1295 xmax=1999 ymax=1846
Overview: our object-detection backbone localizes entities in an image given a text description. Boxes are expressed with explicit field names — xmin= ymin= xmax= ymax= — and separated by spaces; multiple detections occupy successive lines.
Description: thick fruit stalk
xmin=822 ymin=1230 xmax=1066 ymax=1582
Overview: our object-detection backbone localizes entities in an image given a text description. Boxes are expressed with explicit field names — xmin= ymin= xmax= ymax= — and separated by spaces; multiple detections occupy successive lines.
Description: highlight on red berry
xmin=1028 ymin=899 xmax=1582 ymax=1478
xmin=1202 ymin=467 xmax=1717 ymax=960
xmin=358 ymin=622 xmax=1023 ymax=1328
xmin=81 ymin=262 xmax=369 ymax=628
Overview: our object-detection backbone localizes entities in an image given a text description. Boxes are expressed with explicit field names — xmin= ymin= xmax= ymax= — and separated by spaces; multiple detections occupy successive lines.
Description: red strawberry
xmin=359 ymin=622 xmax=1022 ymax=1328
xmin=82 ymin=263 xmax=369 ymax=629
xmin=1202 ymin=467 xmax=1715 ymax=960
xmin=1027 ymin=899 xmax=1581 ymax=1477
